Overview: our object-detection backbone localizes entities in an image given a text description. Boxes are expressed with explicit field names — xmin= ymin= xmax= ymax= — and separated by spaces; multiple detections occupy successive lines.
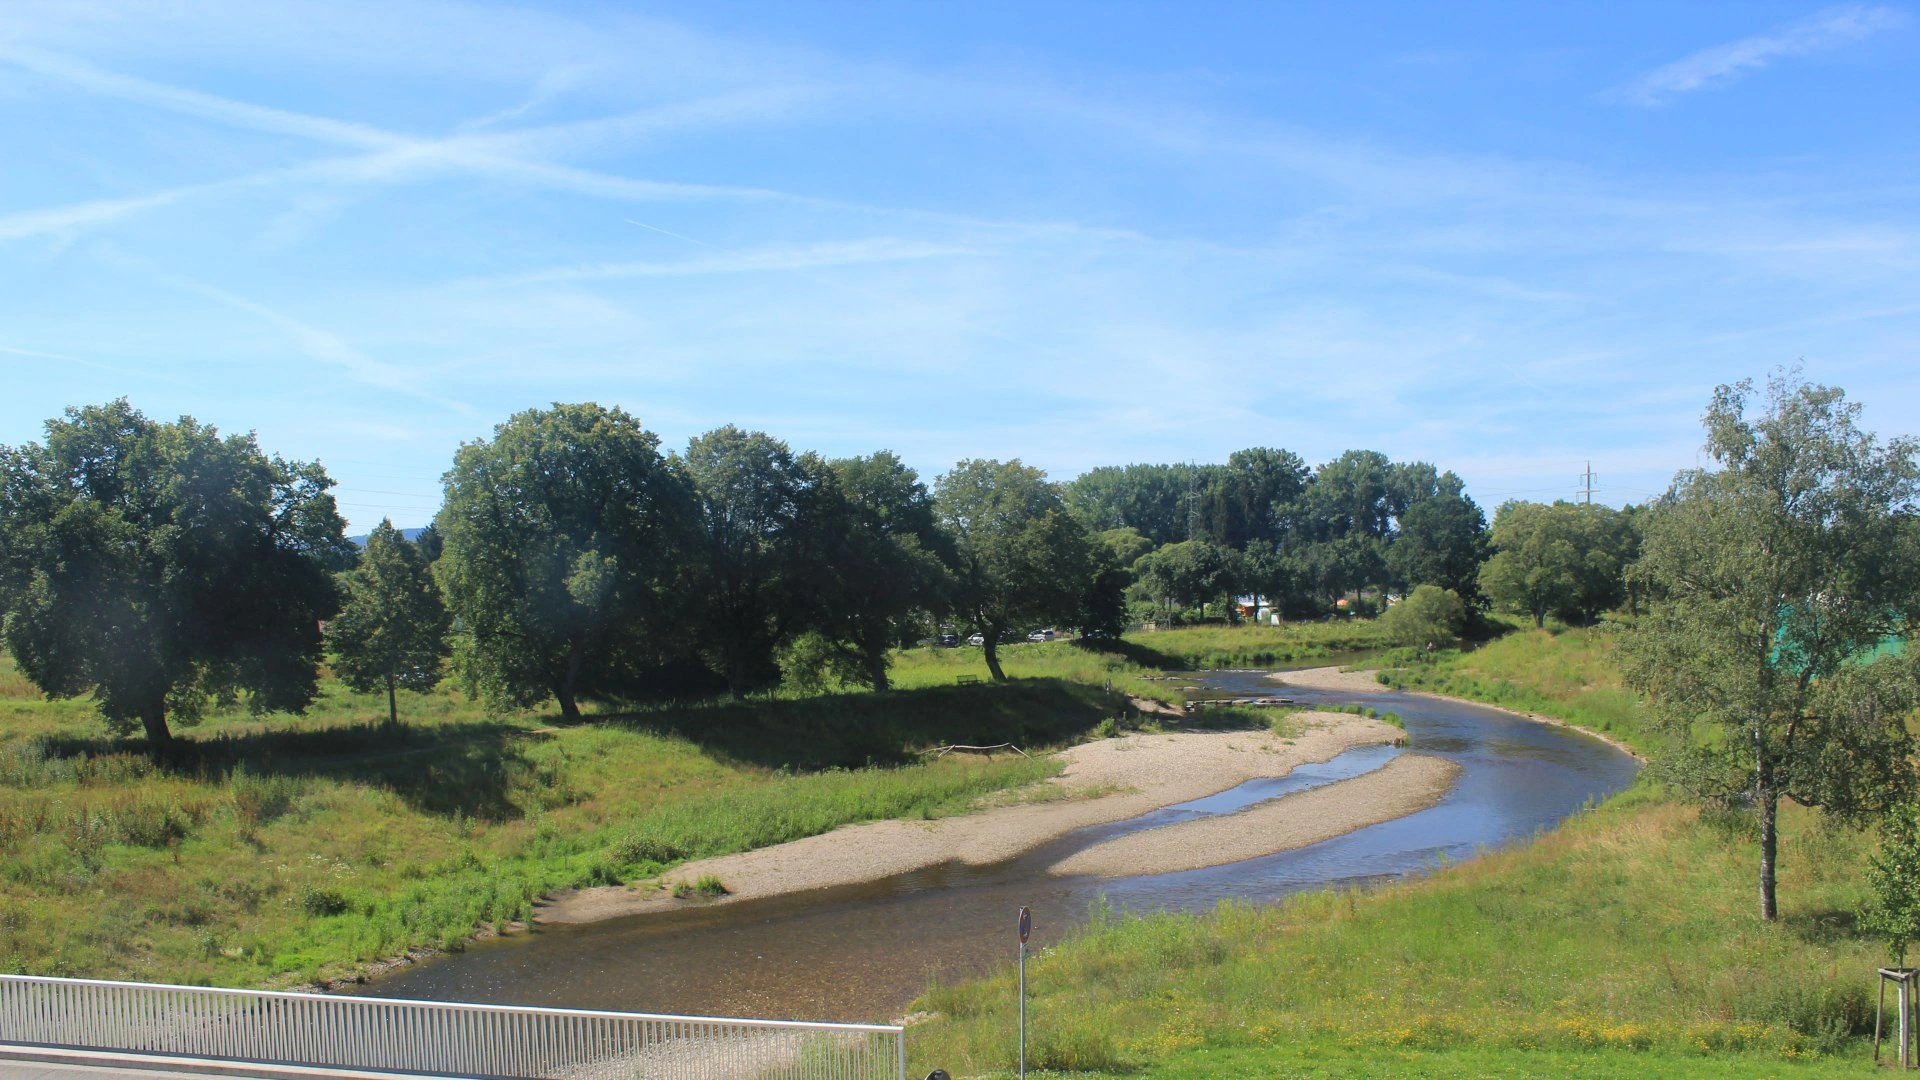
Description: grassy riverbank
xmin=0 ymin=621 xmax=1397 ymax=988
xmin=892 ymin=622 xmax=1398 ymax=704
xmin=0 ymin=661 xmax=1088 ymax=987
xmin=904 ymin=625 xmax=1896 ymax=1078
xmin=1376 ymin=621 xmax=1651 ymax=751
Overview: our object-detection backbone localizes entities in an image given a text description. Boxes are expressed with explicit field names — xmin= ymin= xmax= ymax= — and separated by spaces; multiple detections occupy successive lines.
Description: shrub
xmin=1380 ymin=585 xmax=1467 ymax=649
xmin=612 ymin=834 xmax=685 ymax=866
xmin=228 ymin=768 xmax=300 ymax=828
xmin=298 ymin=887 xmax=351 ymax=918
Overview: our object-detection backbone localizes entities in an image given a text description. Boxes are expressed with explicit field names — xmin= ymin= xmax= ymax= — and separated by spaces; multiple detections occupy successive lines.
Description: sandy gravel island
xmin=1052 ymin=752 xmax=1460 ymax=877
xmin=1274 ymin=665 xmax=1647 ymax=762
xmin=1268 ymin=665 xmax=1392 ymax=694
xmin=537 ymin=710 xmax=1409 ymax=925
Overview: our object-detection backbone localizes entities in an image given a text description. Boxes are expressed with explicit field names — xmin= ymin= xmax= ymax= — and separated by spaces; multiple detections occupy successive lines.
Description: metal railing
xmin=0 ymin=975 xmax=904 ymax=1080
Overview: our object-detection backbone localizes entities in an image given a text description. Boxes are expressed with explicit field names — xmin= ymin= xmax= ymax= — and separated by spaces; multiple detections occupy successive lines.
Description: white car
xmin=966 ymin=633 xmax=985 ymax=646
xmin=1026 ymin=628 xmax=1056 ymax=642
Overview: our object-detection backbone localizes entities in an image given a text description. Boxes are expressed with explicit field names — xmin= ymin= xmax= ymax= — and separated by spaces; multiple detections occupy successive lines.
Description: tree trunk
xmin=1532 ymin=603 xmax=1546 ymax=629
xmin=554 ymin=651 xmax=583 ymax=721
xmin=865 ymin=647 xmax=890 ymax=693
xmin=1753 ymin=723 xmax=1779 ymax=922
xmin=140 ymin=703 xmax=172 ymax=747
xmin=982 ymin=633 xmax=1006 ymax=681
xmin=727 ymin=651 xmax=748 ymax=701
xmin=1758 ymin=788 xmax=1779 ymax=922
xmin=386 ymin=671 xmax=398 ymax=727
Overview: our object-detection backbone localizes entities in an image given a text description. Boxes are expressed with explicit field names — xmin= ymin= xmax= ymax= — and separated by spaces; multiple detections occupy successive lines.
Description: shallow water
xmin=362 ymin=672 xmax=1638 ymax=1022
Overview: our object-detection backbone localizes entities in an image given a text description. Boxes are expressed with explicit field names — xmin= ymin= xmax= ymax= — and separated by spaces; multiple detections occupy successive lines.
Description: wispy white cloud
xmin=455 ymin=238 xmax=978 ymax=289
xmin=458 ymin=66 xmax=591 ymax=131
xmin=0 ymin=342 xmax=184 ymax=384
xmin=88 ymin=248 xmax=463 ymax=408
xmin=0 ymin=186 xmax=200 ymax=241
xmin=0 ymin=43 xmax=398 ymax=147
xmin=0 ymin=43 xmax=820 ymax=246
xmin=1618 ymin=5 xmax=1906 ymax=106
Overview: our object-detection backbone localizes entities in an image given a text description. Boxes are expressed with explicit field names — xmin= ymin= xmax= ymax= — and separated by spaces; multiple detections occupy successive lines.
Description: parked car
xmin=938 ymin=634 xmax=959 ymax=647
xmin=965 ymin=633 xmax=985 ymax=646
xmin=1026 ymin=628 xmax=1056 ymax=642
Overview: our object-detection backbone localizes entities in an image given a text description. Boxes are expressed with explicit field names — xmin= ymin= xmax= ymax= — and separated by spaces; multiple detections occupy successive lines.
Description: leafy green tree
xmin=1077 ymin=550 xmax=1132 ymax=639
xmin=683 ymin=427 xmax=829 ymax=699
xmin=1294 ymin=450 xmax=1397 ymax=606
xmin=435 ymin=403 xmax=689 ymax=721
xmin=1387 ymin=476 xmax=1488 ymax=601
xmin=1064 ymin=462 xmax=1222 ymax=547
xmin=1304 ymin=450 xmax=1395 ymax=541
xmin=807 ymin=451 xmax=952 ymax=692
xmin=1094 ymin=526 xmax=1154 ymax=571
xmin=1863 ymin=800 xmax=1920 ymax=967
xmin=1208 ymin=448 xmax=1310 ymax=548
xmin=935 ymin=459 xmax=1096 ymax=680
xmin=326 ymin=519 xmax=451 ymax=725
xmin=1620 ymin=374 xmax=1920 ymax=921
xmin=1381 ymin=584 xmax=1467 ymax=649
xmin=1478 ymin=502 xmax=1578 ymax=627
xmin=1479 ymin=501 xmax=1637 ymax=627
xmin=0 ymin=400 xmax=352 ymax=744
xmin=1239 ymin=538 xmax=1298 ymax=618
xmin=1136 ymin=540 xmax=1239 ymax=621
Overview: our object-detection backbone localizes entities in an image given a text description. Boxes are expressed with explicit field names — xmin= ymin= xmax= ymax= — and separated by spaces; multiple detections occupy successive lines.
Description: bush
xmin=612 ymin=833 xmax=685 ymax=866
xmin=298 ymin=887 xmax=351 ymax=918
xmin=1381 ymin=585 xmax=1467 ymax=649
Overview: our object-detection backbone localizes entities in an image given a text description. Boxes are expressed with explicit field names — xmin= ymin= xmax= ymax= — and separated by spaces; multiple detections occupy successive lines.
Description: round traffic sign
xmin=1018 ymin=906 xmax=1031 ymax=944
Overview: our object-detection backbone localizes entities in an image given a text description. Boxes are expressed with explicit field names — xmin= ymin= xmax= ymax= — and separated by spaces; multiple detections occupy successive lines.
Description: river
xmin=362 ymin=671 xmax=1639 ymax=1023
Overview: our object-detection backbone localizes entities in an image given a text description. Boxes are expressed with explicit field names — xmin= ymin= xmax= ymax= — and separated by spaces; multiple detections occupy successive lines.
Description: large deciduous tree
xmin=435 ymin=404 xmax=688 ymax=721
xmin=0 ymin=400 xmax=353 ymax=744
xmin=1478 ymin=500 xmax=1638 ymax=627
xmin=326 ymin=519 xmax=452 ymax=725
xmin=1387 ymin=473 xmax=1488 ymax=601
xmin=935 ymin=459 xmax=1096 ymax=681
xmin=806 ymin=451 xmax=952 ymax=693
xmin=683 ymin=427 xmax=828 ymax=699
xmin=1135 ymin=539 xmax=1240 ymax=621
xmin=1620 ymin=374 xmax=1920 ymax=922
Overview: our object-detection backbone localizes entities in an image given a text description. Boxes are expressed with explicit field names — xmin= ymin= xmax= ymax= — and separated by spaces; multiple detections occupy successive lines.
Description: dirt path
xmin=1051 ymin=753 xmax=1460 ymax=877
xmin=537 ymin=710 xmax=1413 ymax=924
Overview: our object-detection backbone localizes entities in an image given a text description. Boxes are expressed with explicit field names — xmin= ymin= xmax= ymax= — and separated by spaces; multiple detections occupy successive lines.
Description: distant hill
xmin=347 ymin=526 xmax=431 ymax=548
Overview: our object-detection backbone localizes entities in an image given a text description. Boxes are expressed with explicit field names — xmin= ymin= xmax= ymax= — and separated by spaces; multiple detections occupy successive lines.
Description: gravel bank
xmin=1050 ymin=752 xmax=1460 ymax=877
xmin=1267 ymin=665 xmax=1392 ymax=693
xmin=537 ymin=710 xmax=1404 ymax=924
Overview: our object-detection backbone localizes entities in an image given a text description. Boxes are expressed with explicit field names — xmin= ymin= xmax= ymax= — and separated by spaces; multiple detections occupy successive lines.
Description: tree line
xmin=0 ymin=398 xmax=1658 ymax=740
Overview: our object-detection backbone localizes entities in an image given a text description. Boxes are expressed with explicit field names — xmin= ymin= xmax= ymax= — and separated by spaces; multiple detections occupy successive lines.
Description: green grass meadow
xmin=0 ymin=659 xmax=1085 ymax=987
xmin=0 ymin=622 xmax=1387 ymax=988
xmin=898 ymin=622 xmax=1910 ymax=1078
xmin=1 ymin=618 xmax=1910 ymax=1078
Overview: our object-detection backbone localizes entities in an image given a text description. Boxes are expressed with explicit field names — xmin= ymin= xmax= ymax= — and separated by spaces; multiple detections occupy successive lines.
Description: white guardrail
xmin=0 ymin=975 xmax=905 ymax=1080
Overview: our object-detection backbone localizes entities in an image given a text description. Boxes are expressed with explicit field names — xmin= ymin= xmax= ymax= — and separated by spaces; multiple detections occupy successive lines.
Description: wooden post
xmin=1878 ymin=969 xmax=1918 ymax=1069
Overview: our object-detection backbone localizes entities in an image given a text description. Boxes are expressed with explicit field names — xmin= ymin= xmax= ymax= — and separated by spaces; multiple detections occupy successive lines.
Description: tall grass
xmin=0 ymin=655 xmax=1075 ymax=987
xmin=908 ymin=793 xmax=1881 ymax=1076
xmin=608 ymin=755 xmax=1059 ymax=870
xmin=889 ymin=622 xmax=1398 ymax=704
xmin=1377 ymin=625 xmax=1653 ymax=753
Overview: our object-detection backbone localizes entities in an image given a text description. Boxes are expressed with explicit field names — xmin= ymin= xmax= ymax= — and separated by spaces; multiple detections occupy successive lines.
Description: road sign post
xmin=1017 ymin=906 xmax=1031 ymax=1080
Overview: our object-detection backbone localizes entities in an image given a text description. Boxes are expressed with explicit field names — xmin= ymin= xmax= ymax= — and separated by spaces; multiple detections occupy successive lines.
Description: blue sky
xmin=2 ymin=1 xmax=1915 ymax=530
